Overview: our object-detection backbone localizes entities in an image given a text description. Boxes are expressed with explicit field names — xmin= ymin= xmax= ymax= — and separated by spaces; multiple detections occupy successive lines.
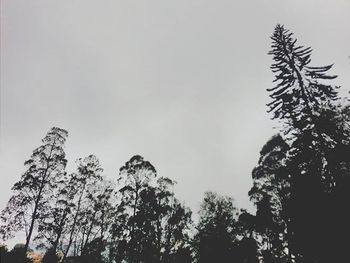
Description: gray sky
xmin=1 ymin=0 xmax=350 ymax=245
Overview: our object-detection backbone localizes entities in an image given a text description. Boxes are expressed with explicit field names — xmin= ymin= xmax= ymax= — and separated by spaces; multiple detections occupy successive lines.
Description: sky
xmin=1 ymin=0 xmax=350 ymax=246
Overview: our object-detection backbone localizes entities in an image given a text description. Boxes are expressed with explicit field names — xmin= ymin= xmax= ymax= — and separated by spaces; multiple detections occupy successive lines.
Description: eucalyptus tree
xmin=155 ymin=177 xmax=192 ymax=263
xmin=249 ymin=134 xmax=291 ymax=261
xmin=63 ymin=155 xmax=103 ymax=260
xmin=115 ymin=156 xmax=193 ymax=263
xmin=134 ymin=177 xmax=193 ymax=263
xmin=34 ymin=171 xmax=83 ymax=252
xmin=194 ymin=191 xmax=239 ymax=263
xmin=79 ymin=179 xmax=116 ymax=258
xmin=117 ymin=155 xmax=157 ymax=262
xmin=0 ymin=127 xmax=68 ymax=255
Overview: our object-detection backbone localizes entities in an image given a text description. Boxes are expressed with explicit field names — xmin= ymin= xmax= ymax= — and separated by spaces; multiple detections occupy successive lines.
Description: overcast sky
xmin=1 ymin=0 xmax=350 ymax=245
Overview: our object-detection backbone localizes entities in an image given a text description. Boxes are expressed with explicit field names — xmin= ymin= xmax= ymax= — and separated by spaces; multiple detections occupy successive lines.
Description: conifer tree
xmin=267 ymin=25 xmax=350 ymax=262
xmin=268 ymin=24 xmax=342 ymax=188
xmin=268 ymin=24 xmax=338 ymax=121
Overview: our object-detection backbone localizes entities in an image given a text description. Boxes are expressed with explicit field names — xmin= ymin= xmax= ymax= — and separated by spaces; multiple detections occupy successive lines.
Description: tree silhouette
xmin=194 ymin=191 xmax=238 ymax=263
xmin=0 ymin=127 xmax=68 ymax=257
xmin=266 ymin=24 xmax=350 ymax=262
xmin=249 ymin=134 xmax=291 ymax=262
xmin=34 ymin=172 xmax=79 ymax=252
xmin=115 ymin=156 xmax=192 ymax=263
xmin=63 ymin=155 xmax=104 ymax=260
xmin=117 ymin=155 xmax=157 ymax=263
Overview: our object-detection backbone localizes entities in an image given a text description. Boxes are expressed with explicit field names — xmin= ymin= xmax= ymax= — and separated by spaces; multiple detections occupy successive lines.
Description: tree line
xmin=1 ymin=24 xmax=350 ymax=263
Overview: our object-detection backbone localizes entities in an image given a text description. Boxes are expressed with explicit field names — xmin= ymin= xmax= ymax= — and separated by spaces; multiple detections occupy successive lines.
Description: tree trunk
xmin=63 ymin=182 xmax=86 ymax=261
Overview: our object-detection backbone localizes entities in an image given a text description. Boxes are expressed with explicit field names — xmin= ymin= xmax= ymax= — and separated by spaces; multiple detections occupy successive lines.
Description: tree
xmin=268 ymin=25 xmax=338 ymax=121
xmin=268 ymin=24 xmax=342 ymax=189
xmin=117 ymin=155 xmax=157 ymax=263
xmin=266 ymin=24 xmax=350 ymax=262
xmin=79 ymin=179 xmax=116 ymax=258
xmin=249 ymin=134 xmax=291 ymax=262
xmin=235 ymin=211 xmax=259 ymax=263
xmin=136 ymin=177 xmax=193 ymax=263
xmin=114 ymin=156 xmax=193 ymax=263
xmin=108 ymin=201 xmax=128 ymax=263
xmin=0 ymin=127 xmax=68 ymax=256
xmin=194 ymin=191 xmax=239 ymax=263
xmin=35 ymin=172 xmax=80 ymax=252
xmin=63 ymin=155 xmax=103 ymax=260
xmin=160 ymin=196 xmax=192 ymax=262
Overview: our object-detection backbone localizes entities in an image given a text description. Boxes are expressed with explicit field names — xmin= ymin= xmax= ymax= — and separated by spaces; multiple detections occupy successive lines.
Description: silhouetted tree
xmin=266 ymin=24 xmax=350 ymax=262
xmin=249 ymin=134 xmax=291 ymax=262
xmin=35 ymin=172 xmax=79 ymax=251
xmin=117 ymin=155 xmax=157 ymax=263
xmin=0 ymin=127 xmax=68 ymax=257
xmin=194 ymin=191 xmax=238 ymax=263
xmin=235 ymin=210 xmax=259 ymax=263
xmin=78 ymin=179 xmax=115 ymax=258
xmin=108 ymin=203 xmax=128 ymax=263
xmin=138 ymin=177 xmax=193 ymax=263
xmin=114 ymin=156 xmax=193 ymax=263
xmin=63 ymin=155 xmax=103 ymax=260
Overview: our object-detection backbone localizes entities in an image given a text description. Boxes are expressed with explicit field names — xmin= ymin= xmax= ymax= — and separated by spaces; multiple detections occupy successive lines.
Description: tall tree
xmin=79 ymin=179 xmax=116 ymax=258
xmin=135 ymin=177 xmax=193 ymax=263
xmin=63 ymin=155 xmax=103 ymax=260
xmin=117 ymin=155 xmax=157 ymax=263
xmin=115 ymin=156 xmax=193 ymax=263
xmin=194 ymin=191 xmax=239 ymax=263
xmin=34 ymin=172 xmax=80 ymax=252
xmin=268 ymin=24 xmax=341 ymax=188
xmin=266 ymin=24 xmax=350 ymax=262
xmin=249 ymin=134 xmax=291 ymax=262
xmin=0 ymin=127 xmax=68 ymax=255
xmin=157 ymin=178 xmax=192 ymax=263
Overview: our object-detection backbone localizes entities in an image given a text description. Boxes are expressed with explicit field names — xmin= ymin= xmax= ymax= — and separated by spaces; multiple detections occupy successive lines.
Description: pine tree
xmin=268 ymin=24 xmax=338 ymax=122
xmin=268 ymin=24 xmax=342 ymax=188
xmin=267 ymin=25 xmax=350 ymax=262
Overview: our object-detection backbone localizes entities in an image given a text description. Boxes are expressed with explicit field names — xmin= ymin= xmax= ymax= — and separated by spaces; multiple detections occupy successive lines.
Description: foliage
xmin=194 ymin=192 xmax=259 ymax=263
xmin=255 ymin=24 xmax=350 ymax=263
xmin=0 ymin=127 xmax=68 ymax=255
